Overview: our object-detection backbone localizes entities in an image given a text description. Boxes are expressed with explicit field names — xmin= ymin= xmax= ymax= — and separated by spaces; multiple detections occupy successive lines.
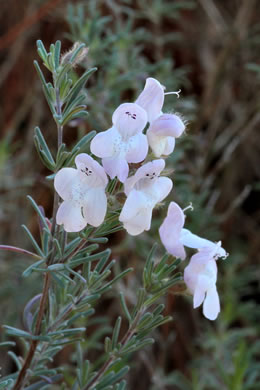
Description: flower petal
xmin=180 ymin=229 xmax=215 ymax=249
xmin=75 ymin=153 xmax=108 ymax=188
xmin=193 ymin=282 xmax=206 ymax=309
xmin=159 ymin=202 xmax=186 ymax=260
xmin=121 ymin=208 xmax=153 ymax=236
xmin=180 ymin=229 xmax=227 ymax=258
xmin=54 ymin=168 xmax=79 ymax=201
xmin=135 ymin=78 xmax=164 ymax=122
xmin=126 ymin=133 xmax=148 ymax=163
xmin=147 ymin=131 xmax=176 ymax=157
xmin=102 ymin=156 xmax=129 ymax=183
xmin=163 ymin=137 xmax=176 ymax=155
xmin=119 ymin=189 xmax=152 ymax=235
xmin=82 ymin=188 xmax=107 ymax=227
xmin=56 ymin=201 xmax=86 ymax=232
xmin=155 ymin=177 xmax=173 ymax=202
xmin=124 ymin=159 xmax=165 ymax=195
xmin=147 ymin=113 xmax=185 ymax=138
xmin=119 ymin=189 xmax=147 ymax=222
xmin=112 ymin=103 xmax=147 ymax=137
xmin=203 ymin=286 xmax=220 ymax=320
xmin=90 ymin=127 xmax=120 ymax=158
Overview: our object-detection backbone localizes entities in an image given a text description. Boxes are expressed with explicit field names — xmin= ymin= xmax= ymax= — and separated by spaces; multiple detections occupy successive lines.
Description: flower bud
xmin=61 ymin=42 xmax=89 ymax=67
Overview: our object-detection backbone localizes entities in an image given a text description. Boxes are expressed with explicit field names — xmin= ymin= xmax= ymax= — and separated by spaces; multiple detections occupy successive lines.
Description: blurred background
xmin=0 ymin=0 xmax=260 ymax=389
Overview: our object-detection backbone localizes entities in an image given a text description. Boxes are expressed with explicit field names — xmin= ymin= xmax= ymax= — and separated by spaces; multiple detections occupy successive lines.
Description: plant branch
xmin=50 ymin=87 xmax=63 ymax=239
xmin=13 ymin=272 xmax=51 ymax=390
xmin=13 ymin=84 xmax=64 ymax=389
xmin=83 ymin=310 xmax=143 ymax=390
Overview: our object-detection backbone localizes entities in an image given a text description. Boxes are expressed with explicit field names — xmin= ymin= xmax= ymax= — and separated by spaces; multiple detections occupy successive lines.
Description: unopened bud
xmin=61 ymin=42 xmax=89 ymax=67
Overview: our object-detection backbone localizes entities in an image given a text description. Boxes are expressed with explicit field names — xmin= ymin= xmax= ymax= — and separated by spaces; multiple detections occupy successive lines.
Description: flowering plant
xmin=0 ymin=41 xmax=228 ymax=390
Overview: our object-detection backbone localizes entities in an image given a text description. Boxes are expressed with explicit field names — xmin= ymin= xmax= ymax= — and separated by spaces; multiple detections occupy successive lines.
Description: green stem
xmin=12 ymin=272 xmax=51 ymax=390
xmin=83 ymin=310 xmax=144 ymax=390
xmin=13 ymin=84 xmax=64 ymax=390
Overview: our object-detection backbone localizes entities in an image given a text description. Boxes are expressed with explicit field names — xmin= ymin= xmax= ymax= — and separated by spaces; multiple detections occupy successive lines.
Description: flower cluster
xmin=54 ymin=77 xmax=228 ymax=320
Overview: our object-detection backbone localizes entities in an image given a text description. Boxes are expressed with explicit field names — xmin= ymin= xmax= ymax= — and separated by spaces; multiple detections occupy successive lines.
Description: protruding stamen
xmin=183 ymin=202 xmax=193 ymax=212
xmin=164 ymin=89 xmax=181 ymax=98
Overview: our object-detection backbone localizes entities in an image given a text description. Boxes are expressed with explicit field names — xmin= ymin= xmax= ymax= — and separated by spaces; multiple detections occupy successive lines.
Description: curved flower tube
xmin=184 ymin=245 xmax=221 ymax=320
xmin=147 ymin=113 xmax=185 ymax=157
xmin=119 ymin=159 xmax=173 ymax=236
xmin=54 ymin=153 xmax=108 ymax=232
xmin=159 ymin=201 xmax=186 ymax=260
xmin=135 ymin=77 xmax=165 ymax=123
xmin=90 ymin=103 xmax=148 ymax=183
xmin=159 ymin=202 xmax=227 ymax=260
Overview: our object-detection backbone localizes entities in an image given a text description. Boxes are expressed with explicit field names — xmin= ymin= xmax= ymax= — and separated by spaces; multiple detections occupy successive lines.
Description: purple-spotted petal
xmin=135 ymin=78 xmax=165 ymax=122
xmin=56 ymin=201 xmax=87 ymax=232
xmin=124 ymin=159 xmax=165 ymax=195
xmin=75 ymin=153 xmax=108 ymax=188
xmin=102 ymin=156 xmax=129 ymax=183
xmin=112 ymin=103 xmax=147 ymax=137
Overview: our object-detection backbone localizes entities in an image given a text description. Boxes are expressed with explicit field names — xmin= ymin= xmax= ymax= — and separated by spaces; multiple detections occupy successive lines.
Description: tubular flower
xmin=159 ymin=201 xmax=186 ymax=260
xmin=159 ymin=201 xmax=228 ymax=260
xmin=147 ymin=113 xmax=185 ymax=157
xmin=119 ymin=159 xmax=173 ymax=236
xmin=135 ymin=77 xmax=165 ymax=123
xmin=54 ymin=153 xmax=108 ymax=232
xmin=184 ymin=245 xmax=222 ymax=320
xmin=90 ymin=103 xmax=148 ymax=183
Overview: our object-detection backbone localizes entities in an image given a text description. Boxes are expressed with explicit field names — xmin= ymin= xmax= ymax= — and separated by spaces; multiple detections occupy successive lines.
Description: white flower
xmin=159 ymin=201 xmax=227 ymax=260
xmin=119 ymin=159 xmax=173 ymax=236
xmin=54 ymin=153 xmax=108 ymax=232
xmin=184 ymin=245 xmax=221 ymax=320
xmin=90 ymin=103 xmax=148 ymax=183
xmin=147 ymin=113 xmax=185 ymax=157
xmin=136 ymin=78 xmax=185 ymax=157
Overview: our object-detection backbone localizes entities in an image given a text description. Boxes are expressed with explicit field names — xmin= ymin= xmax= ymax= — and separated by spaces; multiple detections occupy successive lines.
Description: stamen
xmin=183 ymin=202 xmax=193 ymax=212
xmin=164 ymin=89 xmax=181 ymax=98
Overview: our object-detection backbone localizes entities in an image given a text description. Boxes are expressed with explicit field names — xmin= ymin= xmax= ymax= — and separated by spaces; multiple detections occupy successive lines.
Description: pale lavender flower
xmin=119 ymin=159 xmax=173 ymax=236
xmin=54 ymin=153 xmax=108 ymax=232
xmin=90 ymin=103 xmax=148 ymax=183
xmin=184 ymin=245 xmax=221 ymax=320
xmin=159 ymin=201 xmax=227 ymax=260
xmin=147 ymin=113 xmax=185 ymax=157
